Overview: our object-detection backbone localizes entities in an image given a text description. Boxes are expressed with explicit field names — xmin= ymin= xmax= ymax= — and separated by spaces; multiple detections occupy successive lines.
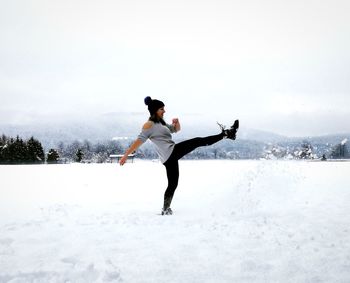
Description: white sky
xmin=1 ymin=0 xmax=350 ymax=137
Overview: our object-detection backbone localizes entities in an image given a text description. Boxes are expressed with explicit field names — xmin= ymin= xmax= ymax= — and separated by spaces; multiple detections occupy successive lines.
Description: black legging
xmin=162 ymin=133 xmax=224 ymax=209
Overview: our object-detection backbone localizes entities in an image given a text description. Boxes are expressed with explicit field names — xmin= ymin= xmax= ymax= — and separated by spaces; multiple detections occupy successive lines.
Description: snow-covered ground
xmin=0 ymin=160 xmax=350 ymax=283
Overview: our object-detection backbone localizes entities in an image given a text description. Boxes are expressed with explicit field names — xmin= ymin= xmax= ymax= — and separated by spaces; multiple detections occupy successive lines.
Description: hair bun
xmin=144 ymin=96 xmax=152 ymax=106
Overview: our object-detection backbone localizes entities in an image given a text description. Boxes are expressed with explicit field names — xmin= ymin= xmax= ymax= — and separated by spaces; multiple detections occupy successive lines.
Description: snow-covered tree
xmin=47 ymin=149 xmax=60 ymax=163
xmin=263 ymin=144 xmax=288 ymax=159
xmin=27 ymin=136 xmax=45 ymax=163
xmin=0 ymin=135 xmax=45 ymax=164
xmin=294 ymin=140 xmax=317 ymax=159
xmin=75 ymin=149 xmax=84 ymax=162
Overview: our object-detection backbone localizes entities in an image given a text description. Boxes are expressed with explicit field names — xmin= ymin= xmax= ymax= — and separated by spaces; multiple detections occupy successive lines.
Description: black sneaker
xmin=161 ymin=208 xmax=173 ymax=215
xmin=218 ymin=119 xmax=239 ymax=140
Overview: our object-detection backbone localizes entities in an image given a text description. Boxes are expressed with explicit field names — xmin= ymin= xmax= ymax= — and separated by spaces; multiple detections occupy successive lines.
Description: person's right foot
xmin=161 ymin=208 xmax=173 ymax=215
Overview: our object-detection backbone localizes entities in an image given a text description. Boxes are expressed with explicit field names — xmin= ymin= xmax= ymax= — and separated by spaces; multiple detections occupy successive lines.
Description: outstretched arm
xmin=119 ymin=121 xmax=152 ymax=166
xmin=119 ymin=138 xmax=143 ymax=166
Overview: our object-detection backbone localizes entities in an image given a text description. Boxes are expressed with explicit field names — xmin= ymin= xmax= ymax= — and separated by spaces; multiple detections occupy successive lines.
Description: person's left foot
xmin=161 ymin=208 xmax=173 ymax=215
xmin=218 ymin=119 xmax=239 ymax=140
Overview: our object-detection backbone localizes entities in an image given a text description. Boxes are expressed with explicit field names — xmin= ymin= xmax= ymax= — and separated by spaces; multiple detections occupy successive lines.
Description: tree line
xmin=0 ymin=135 xmax=45 ymax=164
xmin=56 ymin=139 xmax=125 ymax=163
xmin=1 ymin=134 xmax=349 ymax=164
xmin=262 ymin=139 xmax=349 ymax=160
xmin=0 ymin=135 xmax=126 ymax=164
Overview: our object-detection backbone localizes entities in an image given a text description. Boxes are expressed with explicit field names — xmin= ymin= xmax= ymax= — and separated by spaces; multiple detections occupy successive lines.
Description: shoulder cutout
xmin=142 ymin=121 xmax=153 ymax=130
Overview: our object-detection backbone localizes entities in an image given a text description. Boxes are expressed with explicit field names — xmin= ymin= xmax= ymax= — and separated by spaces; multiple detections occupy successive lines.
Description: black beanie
xmin=144 ymin=96 xmax=165 ymax=115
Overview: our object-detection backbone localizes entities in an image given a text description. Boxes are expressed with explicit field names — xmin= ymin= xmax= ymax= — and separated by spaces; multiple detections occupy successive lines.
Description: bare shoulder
xmin=142 ymin=121 xmax=154 ymax=130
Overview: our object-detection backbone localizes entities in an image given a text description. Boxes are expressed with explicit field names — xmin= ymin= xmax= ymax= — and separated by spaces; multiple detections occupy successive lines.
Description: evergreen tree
xmin=10 ymin=136 xmax=27 ymax=163
xmin=27 ymin=136 xmax=45 ymax=163
xmin=47 ymin=149 xmax=60 ymax=163
xmin=296 ymin=140 xmax=314 ymax=159
xmin=0 ymin=136 xmax=12 ymax=163
xmin=76 ymin=149 xmax=84 ymax=162
xmin=0 ymin=135 xmax=8 ymax=163
xmin=0 ymin=135 xmax=45 ymax=164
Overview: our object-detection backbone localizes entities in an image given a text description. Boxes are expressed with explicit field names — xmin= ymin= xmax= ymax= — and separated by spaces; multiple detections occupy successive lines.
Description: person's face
xmin=156 ymin=107 xmax=165 ymax=119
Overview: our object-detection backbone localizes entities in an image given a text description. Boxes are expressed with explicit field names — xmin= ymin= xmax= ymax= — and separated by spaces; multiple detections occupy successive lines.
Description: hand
xmin=172 ymin=118 xmax=181 ymax=132
xmin=119 ymin=155 xmax=128 ymax=166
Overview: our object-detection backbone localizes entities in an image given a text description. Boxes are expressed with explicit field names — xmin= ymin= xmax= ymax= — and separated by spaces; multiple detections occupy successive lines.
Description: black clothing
xmin=162 ymin=133 xmax=224 ymax=209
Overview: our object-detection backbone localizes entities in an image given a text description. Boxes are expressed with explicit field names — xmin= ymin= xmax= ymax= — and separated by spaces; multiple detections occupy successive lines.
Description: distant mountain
xmin=307 ymin=134 xmax=350 ymax=146
xmin=237 ymin=128 xmax=287 ymax=143
xmin=1 ymin=112 xmax=349 ymax=151
xmin=0 ymin=112 xmax=142 ymax=148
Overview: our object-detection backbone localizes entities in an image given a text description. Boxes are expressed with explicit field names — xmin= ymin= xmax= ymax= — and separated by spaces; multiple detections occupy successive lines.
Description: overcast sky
xmin=1 ymin=0 xmax=350 ymax=137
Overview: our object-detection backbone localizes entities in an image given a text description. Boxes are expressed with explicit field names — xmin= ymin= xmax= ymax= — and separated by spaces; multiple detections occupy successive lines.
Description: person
xmin=119 ymin=96 xmax=239 ymax=215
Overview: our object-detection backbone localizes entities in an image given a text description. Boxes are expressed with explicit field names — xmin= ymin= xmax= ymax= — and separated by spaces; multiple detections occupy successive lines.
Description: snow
xmin=1 ymin=160 xmax=350 ymax=283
